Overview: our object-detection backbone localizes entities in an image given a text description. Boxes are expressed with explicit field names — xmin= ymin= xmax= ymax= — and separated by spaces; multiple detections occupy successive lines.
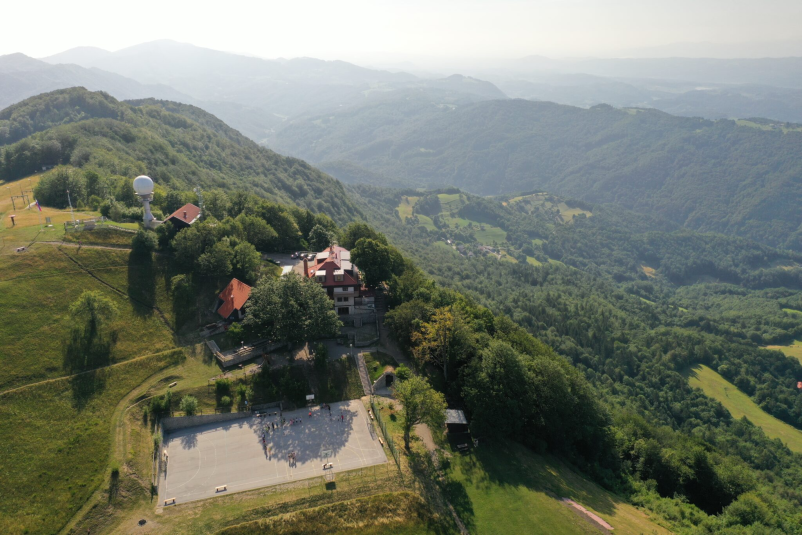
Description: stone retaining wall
xmin=161 ymin=411 xmax=250 ymax=432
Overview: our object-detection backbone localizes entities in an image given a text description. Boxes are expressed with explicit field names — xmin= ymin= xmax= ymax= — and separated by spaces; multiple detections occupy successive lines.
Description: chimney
xmin=303 ymin=258 xmax=309 ymax=277
xmin=183 ymin=210 xmax=188 ymax=219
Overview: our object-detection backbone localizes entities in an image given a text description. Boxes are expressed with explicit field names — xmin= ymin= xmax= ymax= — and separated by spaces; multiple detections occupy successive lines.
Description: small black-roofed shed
xmin=446 ymin=409 xmax=469 ymax=434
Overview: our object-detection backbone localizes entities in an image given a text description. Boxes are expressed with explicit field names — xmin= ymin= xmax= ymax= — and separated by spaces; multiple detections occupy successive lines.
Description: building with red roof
xmin=165 ymin=203 xmax=201 ymax=230
xmin=214 ymin=278 xmax=252 ymax=320
xmin=302 ymin=246 xmax=361 ymax=315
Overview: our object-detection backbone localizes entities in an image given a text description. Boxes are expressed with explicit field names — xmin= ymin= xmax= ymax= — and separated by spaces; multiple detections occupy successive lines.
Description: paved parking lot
xmin=159 ymin=400 xmax=386 ymax=505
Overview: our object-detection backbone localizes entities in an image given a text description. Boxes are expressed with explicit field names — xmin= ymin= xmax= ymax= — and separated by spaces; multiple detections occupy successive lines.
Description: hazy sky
xmin=3 ymin=0 xmax=802 ymax=63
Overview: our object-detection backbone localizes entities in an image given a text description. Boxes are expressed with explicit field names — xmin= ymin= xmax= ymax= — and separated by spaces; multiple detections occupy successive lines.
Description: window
xmin=337 ymin=297 xmax=348 ymax=303
xmin=316 ymin=276 xmax=325 ymax=283
xmin=334 ymin=274 xmax=343 ymax=281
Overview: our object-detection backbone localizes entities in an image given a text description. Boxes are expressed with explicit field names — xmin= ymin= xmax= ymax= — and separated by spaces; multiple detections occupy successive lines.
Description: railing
xmin=370 ymin=397 xmax=400 ymax=469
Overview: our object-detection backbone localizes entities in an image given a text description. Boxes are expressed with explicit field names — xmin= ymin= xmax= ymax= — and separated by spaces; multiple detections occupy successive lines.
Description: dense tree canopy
xmin=243 ymin=273 xmax=341 ymax=346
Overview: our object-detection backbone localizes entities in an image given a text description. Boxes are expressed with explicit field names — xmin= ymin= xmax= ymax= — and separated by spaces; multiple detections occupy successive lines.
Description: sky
xmin=2 ymin=0 xmax=802 ymax=64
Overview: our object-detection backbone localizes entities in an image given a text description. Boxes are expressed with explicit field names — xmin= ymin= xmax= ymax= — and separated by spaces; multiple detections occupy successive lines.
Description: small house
xmin=214 ymin=278 xmax=252 ymax=321
xmin=165 ymin=203 xmax=201 ymax=230
xmin=445 ymin=409 xmax=469 ymax=434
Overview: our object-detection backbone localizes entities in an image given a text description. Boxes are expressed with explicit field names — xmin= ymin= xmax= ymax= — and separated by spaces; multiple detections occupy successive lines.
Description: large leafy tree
xmin=244 ymin=273 xmax=341 ymax=346
xmin=232 ymin=242 xmax=261 ymax=283
xmin=411 ymin=306 xmax=471 ymax=381
xmin=69 ymin=290 xmax=119 ymax=340
xmin=197 ymin=239 xmax=234 ymax=278
xmin=340 ymin=222 xmax=387 ymax=249
xmin=393 ymin=374 xmax=447 ymax=450
xmin=308 ymin=224 xmax=335 ymax=251
xmin=351 ymin=237 xmax=402 ymax=288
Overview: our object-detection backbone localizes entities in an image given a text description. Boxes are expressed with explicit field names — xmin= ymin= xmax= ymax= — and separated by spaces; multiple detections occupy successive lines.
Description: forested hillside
xmin=0 ymin=88 xmax=360 ymax=222
xmin=350 ymin=183 xmax=802 ymax=532
xmin=273 ymin=95 xmax=802 ymax=249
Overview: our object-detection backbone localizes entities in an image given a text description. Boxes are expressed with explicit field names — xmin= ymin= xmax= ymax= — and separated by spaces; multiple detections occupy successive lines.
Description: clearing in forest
xmin=687 ymin=364 xmax=802 ymax=453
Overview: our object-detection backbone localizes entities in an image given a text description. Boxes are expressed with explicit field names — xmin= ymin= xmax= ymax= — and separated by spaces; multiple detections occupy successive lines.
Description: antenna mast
xmin=194 ymin=186 xmax=204 ymax=219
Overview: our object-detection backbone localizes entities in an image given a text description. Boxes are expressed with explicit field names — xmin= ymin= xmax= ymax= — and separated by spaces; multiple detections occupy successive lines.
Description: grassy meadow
xmin=0 ymin=244 xmax=176 ymax=391
xmin=687 ymin=364 xmax=802 ymax=453
xmin=217 ymin=492 xmax=456 ymax=535
xmin=0 ymin=349 xmax=183 ymax=535
xmin=443 ymin=440 xmax=671 ymax=535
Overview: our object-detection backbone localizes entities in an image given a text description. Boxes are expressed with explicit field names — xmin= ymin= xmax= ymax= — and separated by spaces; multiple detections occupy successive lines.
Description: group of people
xmin=288 ymin=451 xmax=298 ymax=467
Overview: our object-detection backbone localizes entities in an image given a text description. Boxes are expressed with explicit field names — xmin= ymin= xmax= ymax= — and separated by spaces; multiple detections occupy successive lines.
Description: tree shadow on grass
xmin=64 ymin=328 xmax=114 ymax=409
xmin=69 ymin=367 xmax=108 ymax=411
xmin=468 ymin=439 xmax=622 ymax=517
xmin=127 ymin=252 xmax=156 ymax=317
xmin=63 ymin=327 xmax=116 ymax=372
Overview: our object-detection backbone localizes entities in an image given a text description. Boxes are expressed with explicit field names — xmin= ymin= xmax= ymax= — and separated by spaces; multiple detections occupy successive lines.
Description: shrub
xmin=220 ymin=395 xmax=232 ymax=408
xmin=131 ymin=229 xmax=157 ymax=256
xmin=179 ymin=395 xmax=198 ymax=416
xmin=215 ymin=378 xmax=232 ymax=396
xmin=395 ymin=364 xmax=411 ymax=381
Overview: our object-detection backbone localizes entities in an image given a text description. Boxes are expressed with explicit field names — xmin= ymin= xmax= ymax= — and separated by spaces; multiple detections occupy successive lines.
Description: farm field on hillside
xmin=687 ymin=364 xmax=802 ymax=453
xmin=0 ymin=244 xmax=175 ymax=391
xmin=443 ymin=440 xmax=671 ymax=535
xmin=0 ymin=349 xmax=182 ymax=535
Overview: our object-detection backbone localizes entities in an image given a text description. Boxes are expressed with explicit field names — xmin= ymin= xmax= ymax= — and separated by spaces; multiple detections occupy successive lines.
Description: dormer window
xmin=316 ymin=275 xmax=325 ymax=283
xmin=333 ymin=268 xmax=344 ymax=282
xmin=315 ymin=270 xmax=326 ymax=283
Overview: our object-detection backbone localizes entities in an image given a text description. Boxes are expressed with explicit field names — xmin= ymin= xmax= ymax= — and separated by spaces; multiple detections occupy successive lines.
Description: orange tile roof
xmin=216 ymin=278 xmax=252 ymax=318
xmin=166 ymin=203 xmax=201 ymax=225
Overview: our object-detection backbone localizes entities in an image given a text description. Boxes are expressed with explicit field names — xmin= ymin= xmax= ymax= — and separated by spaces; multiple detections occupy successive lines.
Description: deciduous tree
xmin=244 ymin=273 xmax=341 ymax=346
xmin=393 ymin=375 xmax=446 ymax=450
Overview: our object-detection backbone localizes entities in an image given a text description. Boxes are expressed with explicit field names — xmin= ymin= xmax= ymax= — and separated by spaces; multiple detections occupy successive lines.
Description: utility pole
xmin=66 ymin=189 xmax=76 ymax=226
xmin=29 ymin=178 xmax=41 ymax=229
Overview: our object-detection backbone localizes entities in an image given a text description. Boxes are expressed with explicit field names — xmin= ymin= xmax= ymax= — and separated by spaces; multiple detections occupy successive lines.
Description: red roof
xmin=306 ymin=246 xmax=360 ymax=287
xmin=166 ymin=203 xmax=201 ymax=225
xmin=216 ymin=278 xmax=252 ymax=318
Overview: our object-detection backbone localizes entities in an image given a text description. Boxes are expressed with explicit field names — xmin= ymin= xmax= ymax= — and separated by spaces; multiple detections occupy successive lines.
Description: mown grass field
xmin=688 ymin=364 xmax=802 ymax=453
xmin=396 ymin=196 xmax=419 ymax=221
xmin=217 ymin=491 xmax=456 ymax=534
xmin=443 ymin=440 xmax=671 ymax=535
xmin=0 ymin=174 xmax=97 ymax=234
xmin=0 ymin=349 xmax=183 ymax=535
xmin=0 ymin=245 xmax=176 ymax=391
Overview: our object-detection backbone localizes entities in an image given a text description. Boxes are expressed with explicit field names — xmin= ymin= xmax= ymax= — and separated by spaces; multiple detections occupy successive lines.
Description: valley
xmin=3 ymin=35 xmax=802 ymax=534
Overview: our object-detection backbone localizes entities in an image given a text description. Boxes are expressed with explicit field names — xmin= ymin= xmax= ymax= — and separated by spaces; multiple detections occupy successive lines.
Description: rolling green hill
xmin=0 ymin=88 xmax=361 ymax=222
xmin=273 ymin=95 xmax=802 ymax=249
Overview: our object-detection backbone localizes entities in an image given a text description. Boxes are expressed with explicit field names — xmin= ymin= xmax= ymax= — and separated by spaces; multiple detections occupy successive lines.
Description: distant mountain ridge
xmin=271 ymin=95 xmax=802 ymax=250
xmin=0 ymin=53 xmax=192 ymax=110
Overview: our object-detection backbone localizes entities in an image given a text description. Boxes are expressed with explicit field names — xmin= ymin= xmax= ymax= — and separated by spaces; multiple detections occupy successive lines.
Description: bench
xmin=164 ymin=497 xmax=176 ymax=506
xmin=216 ymin=485 xmax=227 ymax=492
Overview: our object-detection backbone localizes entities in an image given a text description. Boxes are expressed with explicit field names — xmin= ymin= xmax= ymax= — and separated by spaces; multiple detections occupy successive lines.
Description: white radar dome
xmin=133 ymin=175 xmax=154 ymax=195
